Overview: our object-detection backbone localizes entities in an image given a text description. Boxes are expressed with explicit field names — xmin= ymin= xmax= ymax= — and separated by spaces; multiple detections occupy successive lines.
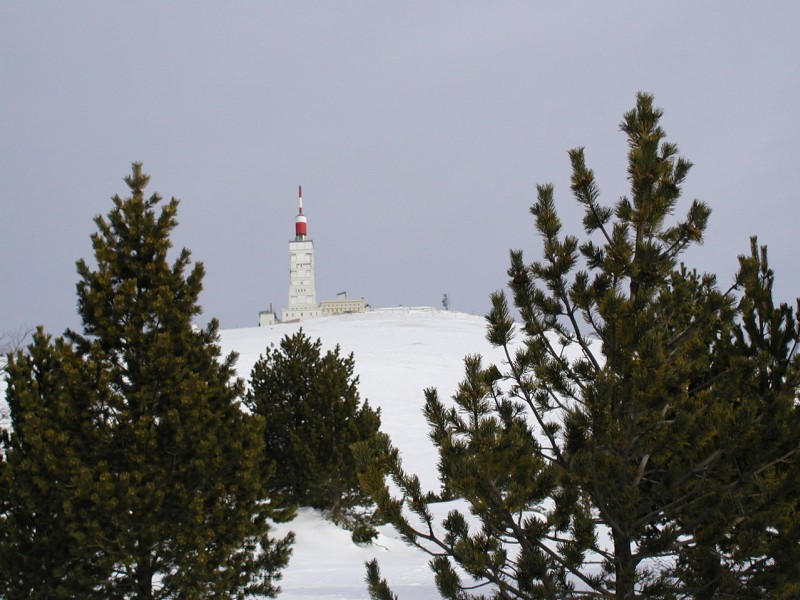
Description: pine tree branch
xmin=487 ymin=480 xmax=613 ymax=599
xmin=558 ymin=290 xmax=602 ymax=376
xmin=501 ymin=341 xmax=567 ymax=468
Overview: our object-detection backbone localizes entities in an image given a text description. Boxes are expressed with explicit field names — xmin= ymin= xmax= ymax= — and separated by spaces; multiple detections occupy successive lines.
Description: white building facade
xmin=320 ymin=292 xmax=367 ymax=316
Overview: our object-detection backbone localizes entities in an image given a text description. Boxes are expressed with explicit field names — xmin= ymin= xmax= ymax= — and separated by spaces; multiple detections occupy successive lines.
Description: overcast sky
xmin=2 ymin=2 xmax=799 ymax=335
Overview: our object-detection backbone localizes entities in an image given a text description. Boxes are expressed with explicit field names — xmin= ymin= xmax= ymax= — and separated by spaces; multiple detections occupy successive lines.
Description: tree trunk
xmin=613 ymin=530 xmax=636 ymax=599
xmin=135 ymin=556 xmax=154 ymax=600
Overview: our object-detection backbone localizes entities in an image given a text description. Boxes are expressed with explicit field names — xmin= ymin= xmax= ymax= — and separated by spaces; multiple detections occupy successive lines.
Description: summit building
xmin=259 ymin=187 xmax=366 ymax=326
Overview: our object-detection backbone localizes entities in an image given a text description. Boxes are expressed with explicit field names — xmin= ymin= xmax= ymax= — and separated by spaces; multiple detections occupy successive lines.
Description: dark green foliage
xmin=1 ymin=330 xmax=114 ymax=598
xmin=0 ymin=164 xmax=293 ymax=598
xmin=674 ymin=240 xmax=800 ymax=598
xmin=359 ymin=94 xmax=800 ymax=599
xmin=246 ymin=330 xmax=382 ymax=537
xmin=365 ymin=559 xmax=399 ymax=600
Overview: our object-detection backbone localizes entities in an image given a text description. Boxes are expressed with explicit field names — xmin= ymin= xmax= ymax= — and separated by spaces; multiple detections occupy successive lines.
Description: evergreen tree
xmin=0 ymin=164 xmax=293 ymax=598
xmin=1 ymin=330 xmax=114 ymax=598
xmin=357 ymin=94 xmax=800 ymax=599
xmin=675 ymin=239 xmax=800 ymax=598
xmin=246 ymin=330 xmax=382 ymax=537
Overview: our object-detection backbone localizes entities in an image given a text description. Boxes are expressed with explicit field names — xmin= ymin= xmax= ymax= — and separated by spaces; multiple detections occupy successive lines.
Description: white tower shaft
xmin=282 ymin=186 xmax=319 ymax=322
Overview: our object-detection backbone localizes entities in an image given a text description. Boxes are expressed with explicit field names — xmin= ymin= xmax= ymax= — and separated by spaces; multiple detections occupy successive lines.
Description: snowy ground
xmin=0 ymin=308 xmax=504 ymax=598
xmin=220 ymin=308 xmax=507 ymax=599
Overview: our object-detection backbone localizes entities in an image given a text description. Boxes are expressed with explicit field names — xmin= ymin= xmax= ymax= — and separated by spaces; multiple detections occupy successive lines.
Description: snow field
xmin=220 ymin=308 xmax=507 ymax=599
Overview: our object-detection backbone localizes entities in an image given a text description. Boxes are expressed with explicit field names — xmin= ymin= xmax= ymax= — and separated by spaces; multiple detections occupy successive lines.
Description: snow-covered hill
xmin=219 ymin=307 xmax=505 ymax=599
xmin=0 ymin=308 xmax=502 ymax=598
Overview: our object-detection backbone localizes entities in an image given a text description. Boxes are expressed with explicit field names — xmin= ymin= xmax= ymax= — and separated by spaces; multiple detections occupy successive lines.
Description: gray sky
xmin=2 ymin=2 xmax=799 ymax=334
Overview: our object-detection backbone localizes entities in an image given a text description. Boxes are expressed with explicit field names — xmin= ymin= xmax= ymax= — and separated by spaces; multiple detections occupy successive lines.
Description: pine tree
xmin=246 ymin=330 xmax=382 ymax=538
xmin=675 ymin=239 xmax=800 ymax=598
xmin=357 ymin=94 xmax=800 ymax=599
xmin=1 ymin=330 xmax=115 ymax=598
xmin=0 ymin=164 xmax=293 ymax=598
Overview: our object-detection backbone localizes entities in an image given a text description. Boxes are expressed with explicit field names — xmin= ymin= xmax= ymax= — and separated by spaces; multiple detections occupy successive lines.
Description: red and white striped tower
xmin=295 ymin=185 xmax=308 ymax=240
xmin=282 ymin=185 xmax=319 ymax=322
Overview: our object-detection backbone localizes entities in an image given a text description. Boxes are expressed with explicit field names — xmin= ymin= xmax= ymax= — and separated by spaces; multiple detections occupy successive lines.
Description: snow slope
xmin=0 ymin=308 xmax=502 ymax=598
xmin=219 ymin=308 xmax=507 ymax=599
